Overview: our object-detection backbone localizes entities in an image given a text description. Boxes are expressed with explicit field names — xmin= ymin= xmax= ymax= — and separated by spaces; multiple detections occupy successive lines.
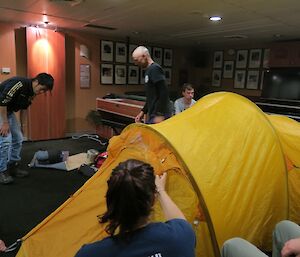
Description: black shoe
xmin=8 ymin=162 xmax=29 ymax=178
xmin=0 ymin=171 xmax=14 ymax=184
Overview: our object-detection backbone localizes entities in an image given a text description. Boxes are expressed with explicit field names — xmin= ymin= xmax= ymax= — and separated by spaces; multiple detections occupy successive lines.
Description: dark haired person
xmin=75 ymin=159 xmax=196 ymax=257
xmin=132 ymin=46 xmax=172 ymax=124
xmin=221 ymin=220 xmax=300 ymax=257
xmin=0 ymin=73 xmax=54 ymax=184
xmin=174 ymin=83 xmax=196 ymax=114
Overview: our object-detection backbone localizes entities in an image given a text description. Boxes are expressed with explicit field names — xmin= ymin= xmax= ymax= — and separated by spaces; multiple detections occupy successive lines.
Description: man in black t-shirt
xmin=132 ymin=46 xmax=172 ymax=124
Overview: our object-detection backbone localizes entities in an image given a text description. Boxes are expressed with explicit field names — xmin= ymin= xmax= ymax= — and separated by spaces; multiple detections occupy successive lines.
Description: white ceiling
xmin=1 ymin=0 xmax=300 ymax=48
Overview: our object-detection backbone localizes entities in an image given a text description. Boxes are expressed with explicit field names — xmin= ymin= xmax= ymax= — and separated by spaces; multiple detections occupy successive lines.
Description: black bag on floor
xmin=78 ymin=164 xmax=97 ymax=177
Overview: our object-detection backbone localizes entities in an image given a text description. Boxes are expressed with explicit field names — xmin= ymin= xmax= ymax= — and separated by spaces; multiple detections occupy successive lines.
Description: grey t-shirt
xmin=174 ymin=97 xmax=196 ymax=114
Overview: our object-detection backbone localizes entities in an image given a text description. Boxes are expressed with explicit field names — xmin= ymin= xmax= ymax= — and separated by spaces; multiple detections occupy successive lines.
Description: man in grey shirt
xmin=174 ymin=83 xmax=196 ymax=114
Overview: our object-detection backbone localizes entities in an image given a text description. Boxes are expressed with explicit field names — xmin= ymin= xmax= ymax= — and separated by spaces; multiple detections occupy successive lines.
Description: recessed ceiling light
xmin=209 ymin=16 xmax=222 ymax=21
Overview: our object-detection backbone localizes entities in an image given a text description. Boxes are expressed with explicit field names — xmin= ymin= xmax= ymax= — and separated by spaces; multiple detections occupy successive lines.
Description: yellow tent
xmin=267 ymin=114 xmax=300 ymax=224
xmin=17 ymin=92 xmax=289 ymax=257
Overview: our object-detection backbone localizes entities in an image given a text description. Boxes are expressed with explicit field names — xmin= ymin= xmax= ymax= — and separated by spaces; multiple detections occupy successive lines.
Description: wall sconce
xmin=80 ymin=44 xmax=89 ymax=59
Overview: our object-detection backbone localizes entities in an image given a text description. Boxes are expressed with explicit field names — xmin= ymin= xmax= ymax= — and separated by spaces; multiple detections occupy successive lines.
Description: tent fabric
xmin=17 ymin=92 xmax=289 ymax=257
xmin=266 ymin=114 xmax=300 ymax=224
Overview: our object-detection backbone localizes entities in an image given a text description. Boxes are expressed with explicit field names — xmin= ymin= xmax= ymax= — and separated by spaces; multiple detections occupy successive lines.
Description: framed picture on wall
xmin=100 ymin=63 xmax=113 ymax=84
xmin=236 ymin=50 xmax=248 ymax=68
xmin=153 ymin=47 xmax=163 ymax=65
xmin=128 ymin=44 xmax=138 ymax=63
xmin=140 ymin=69 xmax=146 ymax=84
xmin=246 ymin=70 xmax=260 ymax=89
xmin=213 ymin=51 xmax=223 ymax=68
xmin=115 ymin=64 xmax=127 ymax=85
xmin=249 ymin=49 xmax=262 ymax=68
xmin=146 ymin=46 xmax=152 ymax=55
xmin=212 ymin=70 xmax=222 ymax=87
xmin=115 ymin=42 xmax=127 ymax=63
xmin=164 ymin=68 xmax=172 ymax=85
xmin=260 ymin=70 xmax=265 ymax=90
xmin=101 ymin=40 xmax=113 ymax=62
xmin=128 ymin=65 xmax=139 ymax=85
xmin=80 ymin=64 xmax=91 ymax=88
xmin=223 ymin=61 xmax=234 ymax=78
xmin=263 ymin=49 xmax=270 ymax=68
xmin=234 ymin=70 xmax=246 ymax=89
xmin=163 ymin=49 xmax=173 ymax=66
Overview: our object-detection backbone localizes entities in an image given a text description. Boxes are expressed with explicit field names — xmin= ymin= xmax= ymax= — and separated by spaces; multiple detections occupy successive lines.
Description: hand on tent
xmin=155 ymin=172 xmax=167 ymax=193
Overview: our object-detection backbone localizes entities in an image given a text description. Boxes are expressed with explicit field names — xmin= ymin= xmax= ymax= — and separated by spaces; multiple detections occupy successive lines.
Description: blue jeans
xmin=0 ymin=112 xmax=23 ymax=173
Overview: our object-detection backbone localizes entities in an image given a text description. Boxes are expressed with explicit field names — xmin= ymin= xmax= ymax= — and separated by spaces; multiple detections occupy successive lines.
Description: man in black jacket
xmin=0 ymin=73 xmax=54 ymax=184
xmin=132 ymin=46 xmax=172 ymax=124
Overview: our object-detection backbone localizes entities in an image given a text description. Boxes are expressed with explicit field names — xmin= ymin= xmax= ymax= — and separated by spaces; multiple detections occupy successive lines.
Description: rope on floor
xmin=71 ymin=134 xmax=107 ymax=146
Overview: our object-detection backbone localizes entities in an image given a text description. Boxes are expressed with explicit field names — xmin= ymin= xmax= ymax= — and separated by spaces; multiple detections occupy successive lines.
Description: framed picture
xmin=128 ymin=44 xmax=138 ymax=63
xmin=164 ymin=68 xmax=172 ymax=85
xmin=153 ymin=47 xmax=163 ymax=65
xmin=101 ymin=40 xmax=113 ymax=62
xmin=140 ymin=69 xmax=146 ymax=84
xmin=80 ymin=64 xmax=91 ymax=88
xmin=263 ymin=49 xmax=270 ymax=68
xmin=146 ymin=46 xmax=152 ymax=55
xmin=212 ymin=70 xmax=222 ymax=87
xmin=223 ymin=61 xmax=234 ymax=78
xmin=128 ymin=65 xmax=139 ymax=85
xmin=249 ymin=49 xmax=262 ymax=68
xmin=260 ymin=70 xmax=265 ymax=90
xmin=163 ymin=49 xmax=173 ymax=66
xmin=234 ymin=70 xmax=246 ymax=89
xmin=115 ymin=42 xmax=127 ymax=63
xmin=246 ymin=70 xmax=260 ymax=89
xmin=236 ymin=50 xmax=248 ymax=68
xmin=114 ymin=64 xmax=127 ymax=85
xmin=213 ymin=51 xmax=223 ymax=68
xmin=100 ymin=63 xmax=113 ymax=84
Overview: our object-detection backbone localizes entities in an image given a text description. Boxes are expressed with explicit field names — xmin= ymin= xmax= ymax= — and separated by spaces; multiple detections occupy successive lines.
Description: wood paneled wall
xmin=26 ymin=27 xmax=65 ymax=140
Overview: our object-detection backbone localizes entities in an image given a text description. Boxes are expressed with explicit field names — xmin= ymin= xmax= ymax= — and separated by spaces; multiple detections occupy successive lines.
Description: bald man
xmin=132 ymin=46 xmax=172 ymax=124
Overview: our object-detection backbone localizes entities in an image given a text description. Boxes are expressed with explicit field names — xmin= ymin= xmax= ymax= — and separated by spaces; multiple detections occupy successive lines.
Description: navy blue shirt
xmin=142 ymin=63 xmax=172 ymax=118
xmin=75 ymin=219 xmax=196 ymax=257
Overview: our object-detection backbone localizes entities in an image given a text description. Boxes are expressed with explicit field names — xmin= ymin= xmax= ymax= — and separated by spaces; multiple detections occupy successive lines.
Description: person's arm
xmin=135 ymin=110 xmax=144 ymax=123
xmin=0 ymin=106 xmax=9 ymax=136
xmin=281 ymin=238 xmax=300 ymax=257
xmin=155 ymin=173 xmax=186 ymax=220
xmin=0 ymin=240 xmax=7 ymax=252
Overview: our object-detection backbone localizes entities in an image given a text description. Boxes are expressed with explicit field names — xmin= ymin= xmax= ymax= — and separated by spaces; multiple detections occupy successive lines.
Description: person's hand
xmin=135 ymin=111 xmax=144 ymax=123
xmin=155 ymin=172 xmax=167 ymax=193
xmin=281 ymin=238 xmax=300 ymax=257
xmin=0 ymin=240 xmax=7 ymax=252
xmin=0 ymin=122 xmax=10 ymax=136
xmin=153 ymin=115 xmax=165 ymax=124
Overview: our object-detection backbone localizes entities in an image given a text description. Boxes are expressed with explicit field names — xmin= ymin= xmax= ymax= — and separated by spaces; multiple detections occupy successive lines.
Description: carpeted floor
xmin=0 ymin=136 xmax=107 ymax=257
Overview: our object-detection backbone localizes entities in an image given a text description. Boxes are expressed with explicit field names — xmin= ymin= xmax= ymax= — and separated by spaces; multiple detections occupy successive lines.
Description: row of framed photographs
xmin=101 ymin=63 xmax=172 ymax=85
xmin=213 ymin=48 xmax=270 ymax=69
xmin=101 ymin=40 xmax=173 ymax=66
xmin=212 ymin=69 xmax=265 ymax=90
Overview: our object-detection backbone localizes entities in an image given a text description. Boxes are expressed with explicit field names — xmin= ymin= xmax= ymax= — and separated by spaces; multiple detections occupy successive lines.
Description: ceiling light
xmin=209 ymin=16 xmax=222 ymax=21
